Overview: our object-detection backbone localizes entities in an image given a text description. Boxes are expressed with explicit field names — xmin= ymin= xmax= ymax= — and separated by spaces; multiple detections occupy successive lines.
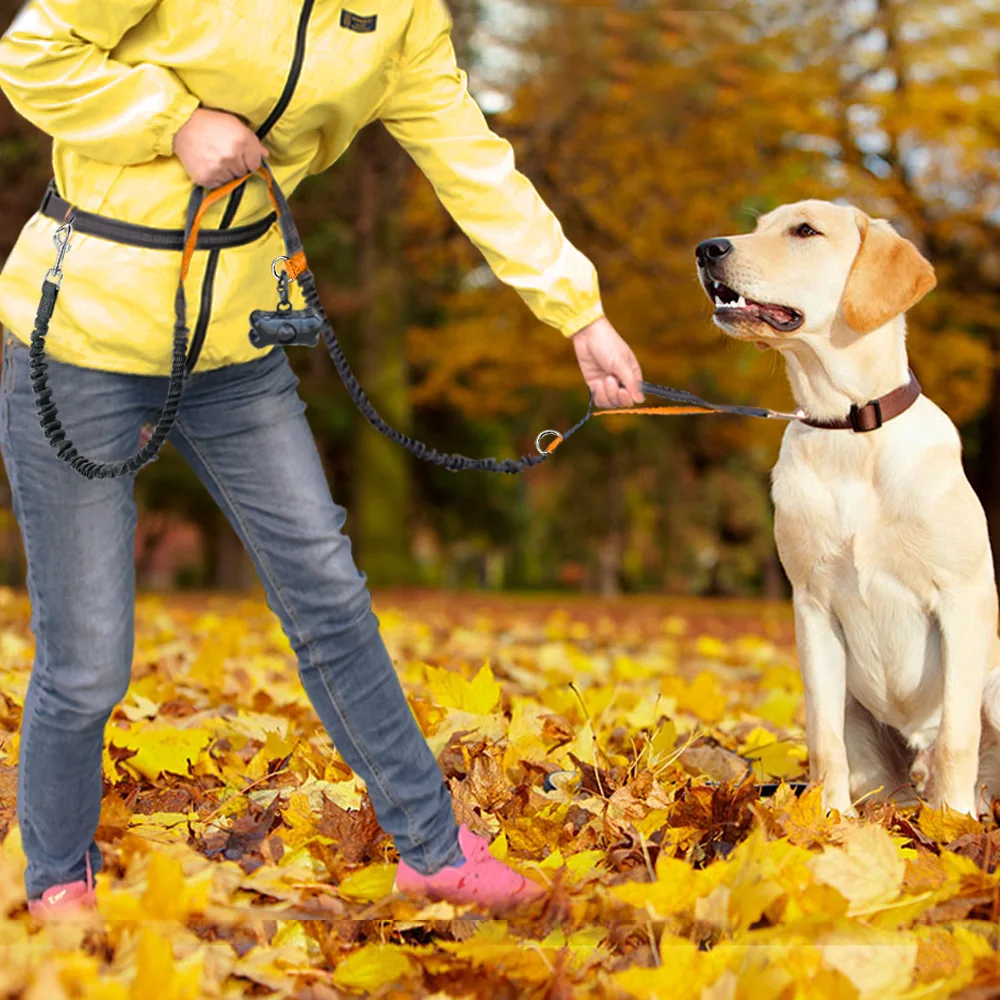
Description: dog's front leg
xmin=934 ymin=594 xmax=990 ymax=816
xmin=794 ymin=594 xmax=854 ymax=815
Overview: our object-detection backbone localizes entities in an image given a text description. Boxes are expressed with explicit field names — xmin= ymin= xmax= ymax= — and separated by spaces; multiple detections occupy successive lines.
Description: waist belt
xmin=38 ymin=181 xmax=276 ymax=252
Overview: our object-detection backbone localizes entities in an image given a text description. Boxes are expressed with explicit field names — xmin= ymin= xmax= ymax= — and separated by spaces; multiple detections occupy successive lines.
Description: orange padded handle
xmin=180 ymin=166 xmax=285 ymax=282
xmin=595 ymin=406 xmax=721 ymax=417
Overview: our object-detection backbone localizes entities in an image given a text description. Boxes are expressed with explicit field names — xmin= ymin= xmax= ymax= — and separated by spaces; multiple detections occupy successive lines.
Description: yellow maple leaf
xmin=244 ymin=729 xmax=295 ymax=782
xmin=740 ymin=727 xmax=807 ymax=780
xmin=539 ymin=926 xmax=608 ymax=962
xmin=108 ymin=724 xmax=213 ymax=781
xmin=488 ymin=828 xmax=508 ymax=861
xmin=676 ymin=671 xmax=729 ymax=723
xmin=611 ymin=854 xmax=701 ymax=918
xmin=780 ymin=785 xmax=839 ymax=846
xmin=918 ymin=804 xmax=983 ymax=845
xmin=281 ymin=791 xmax=336 ymax=852
xmin=755 ymin=688 xmax=802 ymax=728
xmin=614 ymin=933 xmax=716 ymax=1000
xmin=502 ymin=697 xmax=551 ymax=773
xmin=331 ymin=944 xmax=418 ymax=994
xmin=440 ymin=926 xmax=553 ymax=983
xmin=337 ymin=863 xmax=397 ymax=902
xmin=128 ymin=929 xmax=204 ymax=1000
xmin=725 ymin=829 xmax=792 ymax=932
xmin=817 ymin=923 xmax=917 ymax=998
xmin=424 ymin=661 xmax=500 ymax=715
xmin=810 ymin=824 xmax=905 ymax=915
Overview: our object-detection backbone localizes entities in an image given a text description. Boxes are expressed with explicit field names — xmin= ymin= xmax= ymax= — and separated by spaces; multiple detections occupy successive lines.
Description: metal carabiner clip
xmin=44 ymin=222 xmax=74 ymax=288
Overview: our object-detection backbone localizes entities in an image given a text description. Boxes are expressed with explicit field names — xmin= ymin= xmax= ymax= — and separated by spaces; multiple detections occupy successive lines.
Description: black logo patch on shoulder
xmin=341 ymin=10 xmax=377 ymax=33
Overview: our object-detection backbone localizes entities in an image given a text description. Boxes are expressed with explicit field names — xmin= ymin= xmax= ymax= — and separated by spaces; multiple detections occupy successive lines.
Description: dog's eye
xmin=792 ymin=222 xmax=822 ymax=238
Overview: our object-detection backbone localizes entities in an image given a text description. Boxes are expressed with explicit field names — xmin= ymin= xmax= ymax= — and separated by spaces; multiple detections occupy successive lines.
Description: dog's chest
xmin=772 ymin=438 xmax=890 ymax=592
xmin=771 ymin=428 xmax=945 ymax=732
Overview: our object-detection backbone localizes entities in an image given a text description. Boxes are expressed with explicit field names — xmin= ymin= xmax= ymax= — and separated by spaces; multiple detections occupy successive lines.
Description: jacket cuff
xmin=151 ymin=89 xmax=201 ymax=158
xmin=557 ymin=300 xmax=607 ymax=338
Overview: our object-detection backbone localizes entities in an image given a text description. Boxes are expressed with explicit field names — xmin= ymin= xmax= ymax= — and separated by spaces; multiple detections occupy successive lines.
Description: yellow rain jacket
xmin=0 ymin=0 xmax=604 ymax=375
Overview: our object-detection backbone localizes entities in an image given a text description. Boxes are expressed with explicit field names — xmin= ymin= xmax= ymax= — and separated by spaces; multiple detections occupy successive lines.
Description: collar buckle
xmin=849 ymin=398 xmax=883 ymax=433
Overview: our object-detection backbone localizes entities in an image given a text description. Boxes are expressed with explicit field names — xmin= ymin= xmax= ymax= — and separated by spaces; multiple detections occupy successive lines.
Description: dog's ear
xmin=842 ymin=212 xmax=936 ymax=334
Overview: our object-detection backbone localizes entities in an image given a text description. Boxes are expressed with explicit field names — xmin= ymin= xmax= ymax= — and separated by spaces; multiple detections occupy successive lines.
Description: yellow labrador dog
xmin=695 ymin=200 xmax=1000 ymax=817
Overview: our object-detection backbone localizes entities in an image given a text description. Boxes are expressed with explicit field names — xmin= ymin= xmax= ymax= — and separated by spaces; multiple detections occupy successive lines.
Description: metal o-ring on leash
xmin=535 ymin=429 xmax=564 ymax=455
xmin=271 ymin=255 xmax=289 ymax=280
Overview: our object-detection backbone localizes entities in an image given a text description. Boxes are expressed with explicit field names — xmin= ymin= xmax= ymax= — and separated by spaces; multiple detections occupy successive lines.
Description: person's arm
xmin=380 ymin=0 xmax=600 ymax=338
xmin=0 ymin=0 xmax=200 ymax=164
xmin=379 ymin=0 xmax=643 ymax=408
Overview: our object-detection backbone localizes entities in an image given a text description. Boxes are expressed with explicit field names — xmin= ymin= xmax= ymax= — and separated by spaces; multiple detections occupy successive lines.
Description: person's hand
xmin=571 ymin=316 xmax=645 ymax=408
xmin=173 ymin=107 xmax=268 ymax=189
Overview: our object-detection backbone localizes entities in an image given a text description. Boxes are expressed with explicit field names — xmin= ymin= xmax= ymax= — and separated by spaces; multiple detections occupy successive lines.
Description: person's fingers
xmin=592 ymin=380 xmax=612 ymax=409
xmin=612 ymin=379 xmax=632 ymax=409
xmin=612 ymin=361 xmax=640 ymax=406
xmin=627 ymin=354 xmax=645 ymax=403
xmin=217 ymin=154 xmax=241 ymax=184
xmin=244 ymin=150 xmax=262 ymax=174
xmin=604 ymin=374 xmax=626 ymax=409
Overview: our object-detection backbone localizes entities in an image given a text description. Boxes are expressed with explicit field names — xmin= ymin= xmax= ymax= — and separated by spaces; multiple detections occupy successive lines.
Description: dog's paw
xmin=929 ymin=791 xmax=978 ymax=819
xmin=821 ymin=791 xmax=857 ymax=818
xmin=910 ymin=749 xmax=932 ymax=798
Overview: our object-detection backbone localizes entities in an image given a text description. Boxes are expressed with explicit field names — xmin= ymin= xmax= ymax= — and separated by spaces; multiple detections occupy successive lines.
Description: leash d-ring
xmin=535 ymin=429 xmax=564 ymax=455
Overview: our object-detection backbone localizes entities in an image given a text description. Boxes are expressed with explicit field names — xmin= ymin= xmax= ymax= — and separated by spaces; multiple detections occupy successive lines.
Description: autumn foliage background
xmin=1 ymin=0 xmax=1000 ymax=998
xmin=1 ymin=0 xmax=998 ymax=596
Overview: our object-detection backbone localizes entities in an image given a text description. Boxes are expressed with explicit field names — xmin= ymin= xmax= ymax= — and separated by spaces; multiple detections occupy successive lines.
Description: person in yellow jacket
xmin=0 ymin=0 xmax=645 ymax=916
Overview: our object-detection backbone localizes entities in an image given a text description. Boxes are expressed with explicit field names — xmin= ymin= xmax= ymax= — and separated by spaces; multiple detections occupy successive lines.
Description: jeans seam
xmin=172 ymin=418 xmax=432 ymax=870
xmin=4 ymin=421 xmax=43 ymax=894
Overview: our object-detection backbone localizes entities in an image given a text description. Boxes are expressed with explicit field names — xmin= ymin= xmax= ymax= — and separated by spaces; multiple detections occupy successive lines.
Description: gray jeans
xmin=0 ymin=334 xmax=460 ymax=898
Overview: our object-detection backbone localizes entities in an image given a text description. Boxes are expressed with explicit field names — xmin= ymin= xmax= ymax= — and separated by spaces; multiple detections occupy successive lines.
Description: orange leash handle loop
xmin=180 ymin=164 xmax=306 ymax=284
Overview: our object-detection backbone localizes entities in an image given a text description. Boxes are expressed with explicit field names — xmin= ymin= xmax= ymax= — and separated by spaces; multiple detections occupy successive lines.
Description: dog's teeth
xmin=713 ymin=281 xmax=720 ymax=290
xmin=736 ymin=295 xmax=747 ymax=308
xmin=714 ymin=296 xmax=724 ymax=308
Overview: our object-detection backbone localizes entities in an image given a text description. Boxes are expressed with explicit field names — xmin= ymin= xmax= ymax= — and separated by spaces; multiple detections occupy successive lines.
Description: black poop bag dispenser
xmin=249 ymin=255 xmax=323 ymax=348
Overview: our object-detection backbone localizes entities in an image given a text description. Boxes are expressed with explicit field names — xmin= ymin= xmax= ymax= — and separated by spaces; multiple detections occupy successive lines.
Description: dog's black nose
xmin=696 ymin=238 xmax=733 ymax=265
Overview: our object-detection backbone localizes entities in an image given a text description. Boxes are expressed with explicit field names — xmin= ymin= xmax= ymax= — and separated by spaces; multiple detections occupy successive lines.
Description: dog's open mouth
xmin=704 ymin=279 xmax=804 ymax=333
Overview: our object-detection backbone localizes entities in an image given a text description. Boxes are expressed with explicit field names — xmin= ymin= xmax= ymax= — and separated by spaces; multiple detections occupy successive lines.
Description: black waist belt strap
xmin=38 ymin=181 xmax=276 ymax=252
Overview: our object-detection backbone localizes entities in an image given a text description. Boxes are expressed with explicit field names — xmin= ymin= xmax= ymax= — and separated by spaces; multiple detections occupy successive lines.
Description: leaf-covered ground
xmin=0 ymin=588 xmax=999 ymax=999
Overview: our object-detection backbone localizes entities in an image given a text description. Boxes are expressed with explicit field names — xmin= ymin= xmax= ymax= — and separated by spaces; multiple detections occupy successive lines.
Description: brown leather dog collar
xmin=800 ymin=369 xmax=922 ymax=433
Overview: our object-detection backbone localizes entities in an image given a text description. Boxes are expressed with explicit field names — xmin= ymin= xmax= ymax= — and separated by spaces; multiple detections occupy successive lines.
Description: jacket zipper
xmin=185 ymin=0 xmax=317 ymax=373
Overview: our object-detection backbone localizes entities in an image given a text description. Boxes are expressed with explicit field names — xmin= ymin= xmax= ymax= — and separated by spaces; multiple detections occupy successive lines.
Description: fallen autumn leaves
xmin=0 ymin=588 xmax=998 ymax=999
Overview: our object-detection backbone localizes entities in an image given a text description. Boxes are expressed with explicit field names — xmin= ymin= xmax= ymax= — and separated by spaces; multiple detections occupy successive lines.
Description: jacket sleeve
xmin=0 ymin=0 xmax=200 ymax=165
xmin=379 ymin=0 xmax=604 ymax=337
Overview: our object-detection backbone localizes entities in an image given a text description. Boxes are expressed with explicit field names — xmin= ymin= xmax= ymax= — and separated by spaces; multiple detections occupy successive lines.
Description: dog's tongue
xmin=750 ymin=300 xmax=799 ymax=325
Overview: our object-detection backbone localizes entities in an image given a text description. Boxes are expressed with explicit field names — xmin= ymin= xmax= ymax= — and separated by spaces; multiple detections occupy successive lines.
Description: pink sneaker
xmin=394 ymin=824 xmax=544 ymax=908
xmin=28 ymin=853 xmax=96 ymax=920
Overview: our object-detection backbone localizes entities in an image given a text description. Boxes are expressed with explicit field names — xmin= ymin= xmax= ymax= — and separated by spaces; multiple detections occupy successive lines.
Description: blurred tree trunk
xmin=351 ymin=127 xmax=416 ymax=584
xmin=974 ymin=371 xmax=1000 ymax=580
xmin=205 ymin=517 xmax=252 ymax=590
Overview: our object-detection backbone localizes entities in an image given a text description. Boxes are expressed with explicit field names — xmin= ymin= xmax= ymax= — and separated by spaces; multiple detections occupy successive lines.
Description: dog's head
xmin=694 ymin=200 xmax=937 ymax=349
